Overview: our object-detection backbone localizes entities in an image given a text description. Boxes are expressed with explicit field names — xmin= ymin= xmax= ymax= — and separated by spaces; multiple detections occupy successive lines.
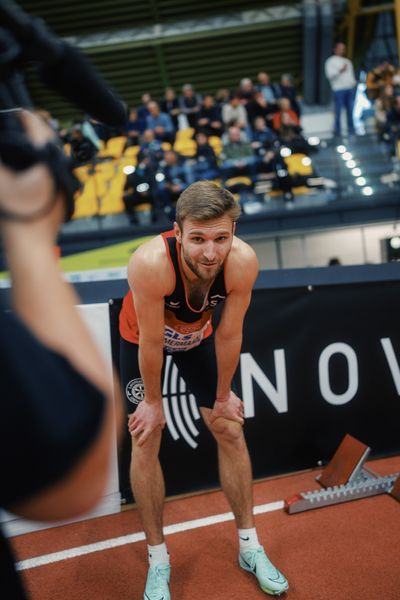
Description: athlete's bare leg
xmin=130 ymin=426 xmax=165 ymax=545
xmin=200 ymin=407 xmax=255 ymax=529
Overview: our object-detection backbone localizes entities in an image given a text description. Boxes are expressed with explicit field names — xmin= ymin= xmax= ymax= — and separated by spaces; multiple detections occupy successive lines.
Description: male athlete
xmin=119 ymin=180 xmax=288 ymax=599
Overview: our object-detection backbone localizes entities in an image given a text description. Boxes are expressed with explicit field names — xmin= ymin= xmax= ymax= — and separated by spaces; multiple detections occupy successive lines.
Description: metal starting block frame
xmin=285 ymin=434 xmax=400 ymax=514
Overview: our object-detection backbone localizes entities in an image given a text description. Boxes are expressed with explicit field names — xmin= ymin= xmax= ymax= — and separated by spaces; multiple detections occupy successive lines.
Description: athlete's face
xmin=174 ymin=216 xmax=235 ymax=281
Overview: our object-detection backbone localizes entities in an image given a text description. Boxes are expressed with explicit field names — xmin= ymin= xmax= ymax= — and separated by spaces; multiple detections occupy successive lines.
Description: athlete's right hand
xmin=128 ymin=400 xmax=165 ymax=445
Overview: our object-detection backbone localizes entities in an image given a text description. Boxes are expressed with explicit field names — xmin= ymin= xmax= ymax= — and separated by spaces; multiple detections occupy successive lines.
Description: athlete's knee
xmin=209 ymin=417 xmax=244 ymax=445
xmin=131 ymin=428 xmax=162 ymax=463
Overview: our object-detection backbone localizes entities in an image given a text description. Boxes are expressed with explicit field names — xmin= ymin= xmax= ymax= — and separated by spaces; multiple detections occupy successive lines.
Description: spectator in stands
xmin=278 ymin=73 xmax=301 ymax=117
xmin=272 ymin=98 xmax=300 ymax=132
xmin=125 ymin=107 xmax=147 ymax=146
xmin=220 ymin=125 xmax=257 ymax=182
xmin=139 ymin=129 xmax=164 ymax=168
xmin=222 ymin=93 xmax=249 ymax=132
xmin=324 ymin=42 xmax=357 ymax=137
xmin=386 ymin=94 xmax=400 ymax=153
xmin=146 ymin=101 xmax=175 ymax=144
xmin=374 ymin=84 xmax=394 ymax=138
xmin=137 ymin=92 xmax=152 ymax=121
xmin=366 ymin=62 xmax=395 ymax=101
xmin=196 ymin=94 xmax=224 ymax=137
xmin=238 ymin=77 xmax=256 ymax=104
xmin=215 ymin=87 xmax=231 ymax=110
xmin=161 ymin=87 xmax=180 ymax=131
xmin=277 ymin=112 xmax=310 ymax=154
xmin=256 ymin=71 xmax=279 ymax=104
xmin=68 ymin=122 xmax=99 ymax=165
xmin=187 ymin=131 xmax=220 ymax=181
xmin=155 ymin=150 xmax=192 ymax=216
xmin=179 ymin=83 xmax=202 ymax=129
xmin=123 ymin=158 xmax=155 ymax=224
xmin=392 ymin=68 xmax=400 ymax=95
xmin=251 ymin=116 xmax=278 ymax=152
xmin=246 ymin=91 xmax=277 ymax=129
xmin=251 ymin=117 xmax=278 ymax=177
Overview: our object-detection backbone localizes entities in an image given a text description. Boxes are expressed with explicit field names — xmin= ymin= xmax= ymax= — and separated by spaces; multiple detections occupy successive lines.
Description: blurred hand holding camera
xmin=0 ymin=110 xmax=66 ymax=246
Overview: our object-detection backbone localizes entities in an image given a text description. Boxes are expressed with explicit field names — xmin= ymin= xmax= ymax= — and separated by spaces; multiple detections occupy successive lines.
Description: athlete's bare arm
xmin=126 ymin=237 xmax=174 ymax=445
xmin=210 ymin=237 xmax=259 ymax=424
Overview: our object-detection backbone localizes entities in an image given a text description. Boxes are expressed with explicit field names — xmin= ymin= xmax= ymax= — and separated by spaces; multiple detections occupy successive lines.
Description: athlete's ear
xmin=173 ymin=221 xmax=182 ymax=242
xmin=233 ymin=222 xmax=236 ymax=235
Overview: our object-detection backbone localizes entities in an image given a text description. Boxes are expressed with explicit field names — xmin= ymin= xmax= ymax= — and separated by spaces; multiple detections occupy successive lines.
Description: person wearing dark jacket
xmin=0 ymin=110 xmax=118 ymax=600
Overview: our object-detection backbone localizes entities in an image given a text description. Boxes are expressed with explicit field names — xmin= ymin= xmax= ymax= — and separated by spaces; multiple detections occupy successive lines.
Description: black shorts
xmin=119 ymin=335 xmax=218 ymax=413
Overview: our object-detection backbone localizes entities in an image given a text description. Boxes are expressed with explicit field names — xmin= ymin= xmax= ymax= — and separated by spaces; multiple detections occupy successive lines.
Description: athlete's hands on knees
xmin=128 ymin=400 xmax=166 ymax=445
xmin=209 ymin=391 xmax=244 ymax=425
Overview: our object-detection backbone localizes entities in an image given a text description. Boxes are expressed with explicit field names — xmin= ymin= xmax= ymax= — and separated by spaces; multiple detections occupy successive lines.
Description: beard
xmin=182 ymin=249 xmax=223 ymax=281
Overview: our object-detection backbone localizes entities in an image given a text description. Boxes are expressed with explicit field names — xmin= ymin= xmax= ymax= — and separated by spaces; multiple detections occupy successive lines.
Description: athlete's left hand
xmin=209 ymin=391 xmax=244 ymax=425
xmin=128 ymin=400 xmax=165 ymax=445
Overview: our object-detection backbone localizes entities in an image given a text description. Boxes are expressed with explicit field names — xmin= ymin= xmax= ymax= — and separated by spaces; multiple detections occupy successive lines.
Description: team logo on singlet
xmin=164 ymin=321 xmax=209 ymax=352
xmin=206 ymin=294 xmax=226 ymax=308
xmin=126 ymin=378 xmax=145 ymax=405
xmin=165 ymin=300 xmax=181 ymax=309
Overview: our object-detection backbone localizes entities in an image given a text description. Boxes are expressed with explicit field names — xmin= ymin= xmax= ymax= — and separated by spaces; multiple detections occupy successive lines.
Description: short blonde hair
xmin=176 ymin=181 xmax=241 ymax=228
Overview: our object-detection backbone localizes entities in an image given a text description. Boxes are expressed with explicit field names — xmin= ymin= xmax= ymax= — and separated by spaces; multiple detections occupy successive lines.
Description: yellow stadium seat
xmin=225 ymin=176 xmax=253 ymax=188
xmin=123 ymin=145 xmax=140 ymax=159
xmin=284 ymin=153 xmax=313 ymax=176
xmin=92 ymin=160 xmax=117 ymax=179
xmin=73 ymin=164 xmax=91 ymax=184
xmin=293 ymin=186 xmax=313 ymax=195
xmin=97 ymin=136 xmax=127 ymax=159
xmin=72 ymin=178 xmax=99 ymax=219
xmin=98 ymin=171 xmax=127 ymax=216
xmin=208 ymin=136 xmax=222 ymax=156
xmin=120 ymin=154 xmax=138 ymax=166
xmin=173 ymin=139 xmax=197 ymax=157
xmin=175 ymin=128 xmax=195 ymax=142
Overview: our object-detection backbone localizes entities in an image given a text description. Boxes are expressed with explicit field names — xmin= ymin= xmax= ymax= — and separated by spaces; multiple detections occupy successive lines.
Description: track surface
xmin=11 ymin=456 xmax=400 ymax=600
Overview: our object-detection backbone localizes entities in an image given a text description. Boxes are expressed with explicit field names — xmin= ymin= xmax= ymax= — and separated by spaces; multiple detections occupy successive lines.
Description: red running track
xmin=10 ymin=455 xmax=400 ymax=600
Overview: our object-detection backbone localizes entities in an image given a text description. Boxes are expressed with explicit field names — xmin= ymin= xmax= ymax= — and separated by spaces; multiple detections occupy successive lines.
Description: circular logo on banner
xmin=126 ymin=378 xmax=145 ymax=405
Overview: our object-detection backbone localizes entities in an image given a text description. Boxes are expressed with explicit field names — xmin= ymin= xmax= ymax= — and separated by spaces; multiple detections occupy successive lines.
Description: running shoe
xmin=239 ymin=546 xmax=288 ymax=596
xmin=143 ymin=564 xmax=171 ymax=600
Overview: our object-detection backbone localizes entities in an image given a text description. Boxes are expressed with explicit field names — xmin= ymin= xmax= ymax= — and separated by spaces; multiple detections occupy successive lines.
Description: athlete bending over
xmin=119 ymin=180 xmax=288 ymax=598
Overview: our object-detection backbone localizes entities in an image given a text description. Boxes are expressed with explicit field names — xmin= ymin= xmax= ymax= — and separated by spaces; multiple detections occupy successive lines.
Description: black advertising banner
xmin=110 ymin=279 xmax=400 ymax=502
xmin=241 ymin=282 xmax=400 ymax=481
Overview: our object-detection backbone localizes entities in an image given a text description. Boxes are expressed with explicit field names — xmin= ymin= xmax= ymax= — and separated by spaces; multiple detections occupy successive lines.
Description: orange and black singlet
xmin=119 ymin=230 xmax=227 ymax=352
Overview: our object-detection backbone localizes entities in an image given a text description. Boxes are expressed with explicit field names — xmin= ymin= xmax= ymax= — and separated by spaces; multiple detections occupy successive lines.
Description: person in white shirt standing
xmin=325 ymin=42 xmax=357 ymax=137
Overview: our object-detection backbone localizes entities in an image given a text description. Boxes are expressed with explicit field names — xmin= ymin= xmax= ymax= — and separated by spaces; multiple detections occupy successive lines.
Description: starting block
xmin=390 ymin=474 xmax=400 ymax=501
xmin=284 ymin=434 xmax=400 ymax=514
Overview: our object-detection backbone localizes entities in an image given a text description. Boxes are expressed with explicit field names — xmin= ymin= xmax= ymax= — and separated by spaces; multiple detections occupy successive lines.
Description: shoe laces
xmin=148 ymin=564 xmax=170 ymax=594
xmin=246 ymin=546 xmax=280 ymax=579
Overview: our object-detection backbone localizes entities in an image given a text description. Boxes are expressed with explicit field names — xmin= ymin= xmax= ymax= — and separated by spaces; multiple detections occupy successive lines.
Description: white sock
xmin=238 ymin=528 xmax=260 ymax=552
xmin=148 ymin=542 xmax=170 ymax=567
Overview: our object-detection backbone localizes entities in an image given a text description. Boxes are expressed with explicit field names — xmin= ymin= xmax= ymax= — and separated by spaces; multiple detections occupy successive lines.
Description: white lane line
xmin=16 ymin=500 xmax=284 ymax=571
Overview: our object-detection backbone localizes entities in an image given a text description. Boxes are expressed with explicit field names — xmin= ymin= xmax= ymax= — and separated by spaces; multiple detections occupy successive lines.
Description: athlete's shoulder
xmin=225 ymin=236 xmax=259 ymax=291
xmin=127 ymin=234 xmax=174 ymax=295
xmin=230 ymin=236 xmax=259 ymax=268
